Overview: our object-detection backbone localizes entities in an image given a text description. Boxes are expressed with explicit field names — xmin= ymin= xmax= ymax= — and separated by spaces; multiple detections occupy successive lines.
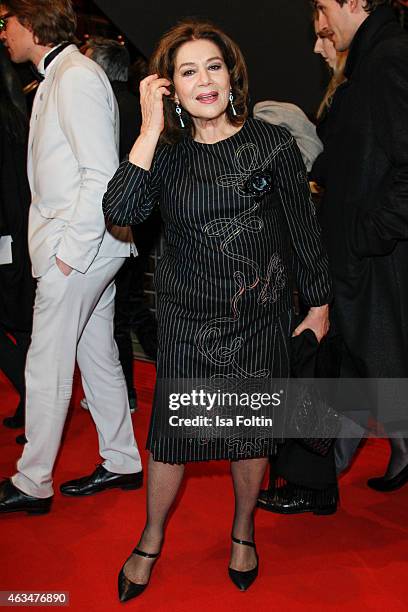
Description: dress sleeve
xmin=275 ymin=128 xmax=332 ymax=306
xmin=102 ymin=145 xmax=168 ymax=226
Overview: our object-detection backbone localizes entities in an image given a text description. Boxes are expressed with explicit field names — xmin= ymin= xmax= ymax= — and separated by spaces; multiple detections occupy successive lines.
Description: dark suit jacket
xmin=0 ymin=127 xmax=35 ymax=332
xmin=111 ymin=81 xmax=142 ymax=162
xmin=317 ymin=6 xmax=408 ymax=378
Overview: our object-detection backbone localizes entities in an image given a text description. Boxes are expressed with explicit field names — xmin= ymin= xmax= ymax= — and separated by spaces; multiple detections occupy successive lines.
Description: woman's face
xmin=314 ymin=24 xmax=337 ymax=70
xmin=172 ymin=38 xmax=231 ymax=122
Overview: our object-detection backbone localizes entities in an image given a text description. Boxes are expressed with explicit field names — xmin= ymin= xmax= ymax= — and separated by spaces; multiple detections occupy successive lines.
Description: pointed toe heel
xmin=118 ymin=567 xmax=148 ymax=602
xmin=228 ymin=536 xmax=259 ymax=591
xmin=118 ymin=547 xmax=160 ymax=603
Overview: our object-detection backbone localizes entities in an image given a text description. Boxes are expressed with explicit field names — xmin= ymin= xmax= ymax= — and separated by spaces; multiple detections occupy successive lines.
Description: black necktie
xmin=30 ymin=64 xmax=44 ymax=82
xmin=30 ymin=42 xmax=71 ymax=82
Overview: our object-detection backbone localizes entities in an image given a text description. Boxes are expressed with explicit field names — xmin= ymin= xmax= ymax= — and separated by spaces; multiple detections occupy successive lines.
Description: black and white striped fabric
xmin=103 ymin=118 xmax=332 ymax=463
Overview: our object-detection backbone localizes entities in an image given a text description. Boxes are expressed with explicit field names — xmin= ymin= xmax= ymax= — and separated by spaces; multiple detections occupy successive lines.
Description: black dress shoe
xmin=3 ymin=414 xmax=25 ymax=429
xmin=118 ymin=546 xmax=160 ymax=602
xmin=0 ymin=480 xmax=52 ymax=515
xmin=367 ymin=463 xmax=408 ymax=492
xmin=60 ymin=464 xmax=143 ymax=496
xmin=228 ymin=536 xmax=259 ymax=591
xmin=257 ymin=482 xmax=338 ymax=515
xmin=16 ymin=433 xmax=27 ymax=445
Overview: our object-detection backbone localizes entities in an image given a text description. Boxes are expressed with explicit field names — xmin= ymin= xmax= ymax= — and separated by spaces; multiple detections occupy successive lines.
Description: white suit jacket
xmin=27 ymin=44 xmax=133 ymax=278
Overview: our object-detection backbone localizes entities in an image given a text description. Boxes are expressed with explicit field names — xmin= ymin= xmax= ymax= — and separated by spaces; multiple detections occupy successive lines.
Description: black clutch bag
xmin=290 ymin=329 xmax=341 ymax=456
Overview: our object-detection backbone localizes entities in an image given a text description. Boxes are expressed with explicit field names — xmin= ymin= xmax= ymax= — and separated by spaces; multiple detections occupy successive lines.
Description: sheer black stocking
xmin=122 ymin=455 xmax=268 ymax=584
xmin=229 ymin=457 xmax=268 ymax=571
xmin=123 ymin=454 xmax=184 ymax=585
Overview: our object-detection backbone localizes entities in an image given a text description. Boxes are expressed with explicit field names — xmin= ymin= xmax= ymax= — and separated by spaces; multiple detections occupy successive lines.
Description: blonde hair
xmin=317 ymin=51 xmax=347 ymax=121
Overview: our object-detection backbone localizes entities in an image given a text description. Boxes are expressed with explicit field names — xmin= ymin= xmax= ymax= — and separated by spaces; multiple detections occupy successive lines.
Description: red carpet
xmin=1 ymin=362 xmax=407 ymax=611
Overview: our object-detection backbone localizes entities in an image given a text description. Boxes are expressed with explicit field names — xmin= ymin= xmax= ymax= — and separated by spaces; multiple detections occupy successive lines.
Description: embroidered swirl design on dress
xmin=215 ymin=136 xmax=292 ymax=196
xmin=192 ymin=138 xmax=290 ymax=455
xmin=195 ymin=138 xmax=288 ymax=375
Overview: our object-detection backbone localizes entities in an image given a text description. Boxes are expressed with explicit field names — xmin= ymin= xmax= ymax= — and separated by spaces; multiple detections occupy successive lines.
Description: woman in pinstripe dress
xmin=103 ymin=20 xmax=331 ymax=601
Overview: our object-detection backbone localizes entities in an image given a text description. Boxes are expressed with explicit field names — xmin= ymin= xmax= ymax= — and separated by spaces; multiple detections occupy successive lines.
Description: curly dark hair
xmin=149 ymin=19 xmax=249 ymax=145
xmin=332 ymin=0 xmax=391 ymax=11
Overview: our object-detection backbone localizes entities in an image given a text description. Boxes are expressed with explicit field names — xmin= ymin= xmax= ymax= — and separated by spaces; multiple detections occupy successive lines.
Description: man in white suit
xmin=0 ymin=0 xmax=143 ymax=515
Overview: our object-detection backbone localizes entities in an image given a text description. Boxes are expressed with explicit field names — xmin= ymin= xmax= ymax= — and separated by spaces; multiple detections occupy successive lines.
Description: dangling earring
xmin=229 ymin=90 xmax=237 ymax=116
xmin=175 ymin=102 xmax=185 ymax=128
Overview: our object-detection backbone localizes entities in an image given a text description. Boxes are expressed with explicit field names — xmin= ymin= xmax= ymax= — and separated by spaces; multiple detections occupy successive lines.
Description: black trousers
xmin=269 ymin=314 xmax=340 ymax=490
xmin=0 ymin=327 xmax=31 ymax=420
xmin=114 ymin=212 xmax=161 ymax=392
xmin=271 ymin=441 xmax=337 ymax=489
xmin=114 ymin=254 xmax=157 ymax=392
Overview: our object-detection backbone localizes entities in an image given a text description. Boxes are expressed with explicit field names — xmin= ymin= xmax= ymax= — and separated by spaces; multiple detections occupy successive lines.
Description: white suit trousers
xmin=12 ymin=256 xmax=142 ymax=498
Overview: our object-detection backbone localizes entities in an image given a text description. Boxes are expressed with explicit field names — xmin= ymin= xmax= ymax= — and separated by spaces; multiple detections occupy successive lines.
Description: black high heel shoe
xmin=118 ymin=546 xmax=160 ymax=603
xmin=228 ymin=536 xmax=259 ymax=591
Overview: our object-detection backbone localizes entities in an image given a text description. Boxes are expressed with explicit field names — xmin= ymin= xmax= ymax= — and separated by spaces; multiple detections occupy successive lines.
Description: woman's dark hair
xmin=2 ymin=0 xmax=76 ymax=46
xmin=0 ymin=44 xmax=27 ymax=143
xmin=149 ymin=19 xmax=249 ymax=144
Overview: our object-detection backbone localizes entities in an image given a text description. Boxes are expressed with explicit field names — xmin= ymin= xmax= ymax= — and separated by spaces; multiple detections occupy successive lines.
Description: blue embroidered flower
xmin=244 ymin=170 xmax=274 ymax=201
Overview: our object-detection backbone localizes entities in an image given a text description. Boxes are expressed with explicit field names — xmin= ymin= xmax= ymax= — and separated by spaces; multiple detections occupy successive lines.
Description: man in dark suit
xmin=0 ymin=42 xmax=35 ymax=432
xmin=315 ymin=0 xmax=408 ymax=490
xmin=258 ymin=0 xmax=408 ymax=515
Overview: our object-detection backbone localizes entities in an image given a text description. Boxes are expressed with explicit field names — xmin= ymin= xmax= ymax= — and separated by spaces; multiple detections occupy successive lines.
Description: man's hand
xmin=56 ymin=257 xmax=73 ymax=276
xmin=292 ymin=304 xmax=330 ymax=343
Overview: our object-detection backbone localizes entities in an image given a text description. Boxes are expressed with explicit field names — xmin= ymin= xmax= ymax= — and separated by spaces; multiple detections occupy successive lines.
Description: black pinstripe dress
xmin=103 ymin=118 xmax=331 ymax=463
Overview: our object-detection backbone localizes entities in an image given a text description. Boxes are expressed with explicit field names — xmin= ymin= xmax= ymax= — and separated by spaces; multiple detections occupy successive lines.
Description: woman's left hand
xmin=292 ymin=304 xmax=330 ymax=343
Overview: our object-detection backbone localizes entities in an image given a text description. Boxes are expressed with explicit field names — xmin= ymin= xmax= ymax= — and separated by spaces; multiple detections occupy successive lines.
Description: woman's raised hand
xmin=139 ymin=74 xmax=171 ymax=137
xmin=128 ymin=75 xmax=171 ymax=169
